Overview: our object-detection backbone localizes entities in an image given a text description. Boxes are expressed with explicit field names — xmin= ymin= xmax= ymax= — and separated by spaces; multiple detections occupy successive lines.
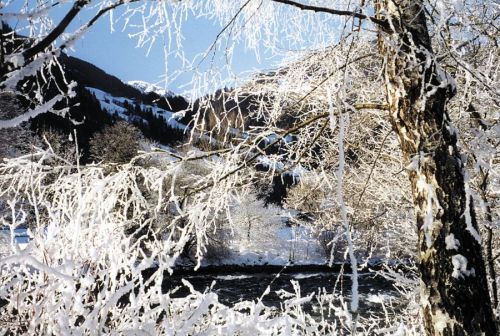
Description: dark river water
xmin=164 ymin=270 xmax=405 ymax=317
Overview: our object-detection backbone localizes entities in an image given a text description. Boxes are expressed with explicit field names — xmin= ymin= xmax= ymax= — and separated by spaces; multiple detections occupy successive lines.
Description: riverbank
xmin=145 ymin=257 xmax=414 ymax=279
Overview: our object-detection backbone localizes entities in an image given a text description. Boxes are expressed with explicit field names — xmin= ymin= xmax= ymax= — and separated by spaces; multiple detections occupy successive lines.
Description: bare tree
xmin=89 ymin=121 xmax=142 ymax=164
xmin=375 ymin=1 xmax=496 ymax=334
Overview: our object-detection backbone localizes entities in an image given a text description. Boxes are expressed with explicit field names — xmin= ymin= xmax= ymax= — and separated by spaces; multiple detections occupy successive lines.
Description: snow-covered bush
xmin=0 ymin=148 xmax=422 ymax=335
xmin=285 ymin=161 xmax=416 ymax=265
xmin=0 ymin=148 xmax=185 ymax=333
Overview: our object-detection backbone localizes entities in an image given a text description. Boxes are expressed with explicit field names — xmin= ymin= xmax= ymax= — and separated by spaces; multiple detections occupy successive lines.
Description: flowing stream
xmin=164 ymin=269 xmax=406 ymax=319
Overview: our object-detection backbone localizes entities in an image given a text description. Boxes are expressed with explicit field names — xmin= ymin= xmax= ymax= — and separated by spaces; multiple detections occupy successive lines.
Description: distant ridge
xmin=60 ymin=54 xmax=145 ymax=100
xmin=128 ymin=80 xmax=175 ymax=98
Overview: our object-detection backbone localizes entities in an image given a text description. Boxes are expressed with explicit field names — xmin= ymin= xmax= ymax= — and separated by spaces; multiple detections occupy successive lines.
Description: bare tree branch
xmin=355 ymin=129 xmax=393 ymax=208
xmin=22 ymin=0 xmax=137 ymax=61
xmin=22 ymin=0 xmax=90 ymax=61
xmin=271 ymin=0 xmax=391 ymax=32
xmin=198 ymin=0 xmax=253 ymax=67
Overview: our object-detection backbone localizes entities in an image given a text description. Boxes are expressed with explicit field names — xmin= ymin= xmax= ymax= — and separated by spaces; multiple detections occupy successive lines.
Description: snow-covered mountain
xmin=86 ymin=87 xmax=187 ymax=131
xmin=128 ymin=80 xmax=175 ymax=98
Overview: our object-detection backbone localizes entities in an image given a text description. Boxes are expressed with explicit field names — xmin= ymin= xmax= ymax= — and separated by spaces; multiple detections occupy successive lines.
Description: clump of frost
xmin=445 ymin=234 xmax=460 ymax=250
xmin=451 ymin=254 xmax=475 ymax=279
xmin=406 ymin=152 xmax=423 ymax=172
xmin=462 ymin=175 xmax=482 ymax=244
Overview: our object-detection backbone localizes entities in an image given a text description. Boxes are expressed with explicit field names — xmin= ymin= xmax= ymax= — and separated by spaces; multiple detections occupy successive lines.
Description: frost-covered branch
xmin=271 ymin=0 xmax=391 ymax=31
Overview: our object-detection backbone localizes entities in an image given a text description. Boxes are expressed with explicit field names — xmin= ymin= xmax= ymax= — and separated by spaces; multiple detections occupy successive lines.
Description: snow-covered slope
xmin=128 ymin=80 xmax=175 ymax=98
xmin=86 ymin=87 xmax=187 ymax=130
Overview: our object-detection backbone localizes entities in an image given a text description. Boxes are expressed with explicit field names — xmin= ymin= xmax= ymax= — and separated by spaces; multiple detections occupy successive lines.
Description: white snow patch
xmin=128 ymin=80 xmax=175 ymax=97
xmin=0 ymin=227 xmax=30 ymax=258
xmin=405 ymin=153 xmax=421 ymax=172
xmin=445 ymin=234 xmax=460 ymax=250
xmin=433 ymin=309 xmax=453 ymax=334
xmin=365 ymin=293 xmax=396 ymax=304
xmin=416 ymin=174 xmax=443 ymax=248
xmin=463 ymin=177 xmax=481 ymax=244
xmin=420 ymin=178 xmax=435 ymax=248
xmin=451 ymin=254 xmax=475 ymax=279
xmin=257 ymin=156 xmax=307 ymax=180
xmin=6 ymin=53 xmax=24 ymax=67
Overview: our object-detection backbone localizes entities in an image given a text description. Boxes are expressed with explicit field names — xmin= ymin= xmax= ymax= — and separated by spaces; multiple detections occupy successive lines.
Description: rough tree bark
xmin=378 ymin=1 xmax=497 ymax=334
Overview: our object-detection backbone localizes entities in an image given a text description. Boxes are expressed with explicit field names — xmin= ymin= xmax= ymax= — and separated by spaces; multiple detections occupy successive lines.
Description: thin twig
xmin=355 ymin=129 xmax=393 ymax=208
xmin=197 ymin=0 xmax=253 ymax=67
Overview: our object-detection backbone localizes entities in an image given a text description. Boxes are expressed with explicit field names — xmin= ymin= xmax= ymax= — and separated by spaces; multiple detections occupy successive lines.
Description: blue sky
xmin=5 ymin=1 xmax=277 ymax=94
xmin=69 ymin=13 xmax=271 ymax=93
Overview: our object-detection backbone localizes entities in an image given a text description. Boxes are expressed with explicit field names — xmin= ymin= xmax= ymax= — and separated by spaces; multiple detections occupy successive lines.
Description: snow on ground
xmin=206 ymin=224 xmax=327 ymax=266
xmin=292 ymin=272 xmax=325 ymax=279
xmin=1 ymin=223 xmax=328 ymax=268
xmin=257 ymin=156 xmax=306 ymax=180
xmin=86 ymin=87 xmax=132 ymax=120
xmin=141 ymin=103 xmax=187 ymax=130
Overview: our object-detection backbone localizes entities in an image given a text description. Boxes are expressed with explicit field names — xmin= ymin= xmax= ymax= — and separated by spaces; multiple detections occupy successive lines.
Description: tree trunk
xmin=378 ymin=1 xmax=497 ymax=334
